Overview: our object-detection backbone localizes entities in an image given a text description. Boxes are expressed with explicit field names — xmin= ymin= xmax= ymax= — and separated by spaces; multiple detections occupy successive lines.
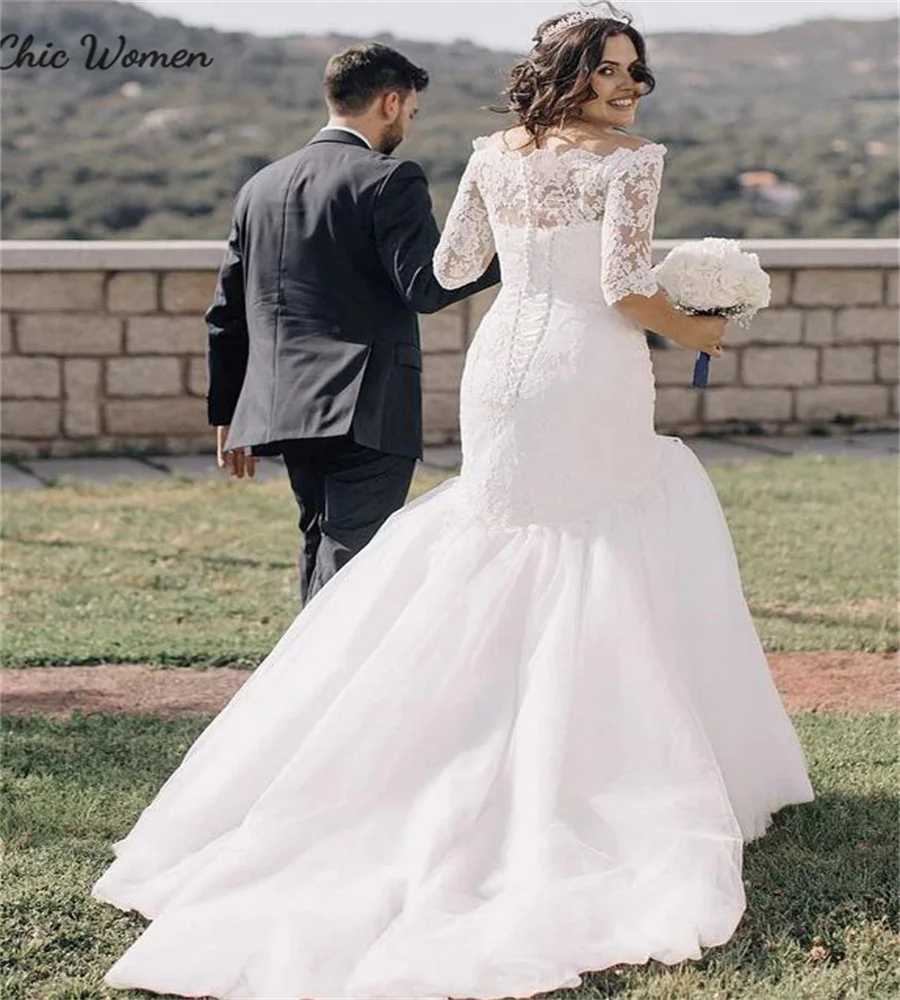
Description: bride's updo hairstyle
xmin=500 ymin=2 xmax=656 ymax=145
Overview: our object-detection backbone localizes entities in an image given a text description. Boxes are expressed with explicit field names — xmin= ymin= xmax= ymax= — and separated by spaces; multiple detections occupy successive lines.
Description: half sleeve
xmin=434 ymin=151 xmax=495 ymax=290
xmin=600 ymin=146 xmax=665 ymax=305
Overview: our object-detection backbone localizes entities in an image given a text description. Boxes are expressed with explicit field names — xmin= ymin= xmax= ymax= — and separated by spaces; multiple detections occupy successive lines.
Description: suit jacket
xmin=205 ymin=129 xmax=501 ymax=460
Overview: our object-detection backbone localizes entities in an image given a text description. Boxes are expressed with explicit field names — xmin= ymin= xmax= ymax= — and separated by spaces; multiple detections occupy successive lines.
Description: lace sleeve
xmin=434 ymin=147 xmax=495 ymax=290
xmin=600 ymin=144 xmax=665 ymax=305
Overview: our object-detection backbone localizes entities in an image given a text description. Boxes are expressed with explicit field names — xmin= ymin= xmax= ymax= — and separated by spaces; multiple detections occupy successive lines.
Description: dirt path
xmin=1 ymin=652 xmax=896 ymax=719
xmin=767 ymin=651 xmax=897 ymax=714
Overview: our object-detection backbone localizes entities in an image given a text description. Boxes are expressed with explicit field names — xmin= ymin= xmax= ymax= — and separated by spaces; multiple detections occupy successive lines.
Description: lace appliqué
xmin=464 ymin=139 xmax=664 ymax=226
xmin=599 ymin=146 xmax=664 ymax=305
xmin=433 ymin=143 xmax=496 ymax=290
xmin=432 ymin=138 xmax=668 ymax=534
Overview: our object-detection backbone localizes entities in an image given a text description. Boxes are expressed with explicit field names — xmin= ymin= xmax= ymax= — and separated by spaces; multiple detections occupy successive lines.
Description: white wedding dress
xmin=93 ymin=136 xmax=814 ymax=999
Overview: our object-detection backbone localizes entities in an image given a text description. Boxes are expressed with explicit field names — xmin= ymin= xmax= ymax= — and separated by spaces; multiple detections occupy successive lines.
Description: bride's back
xmin=435 ymin=126 xmax=667 ymax=307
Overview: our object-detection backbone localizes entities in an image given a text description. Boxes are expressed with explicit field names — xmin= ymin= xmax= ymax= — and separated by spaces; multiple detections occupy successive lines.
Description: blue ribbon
xmin=692 ymin=351 xmax=710 ymax=389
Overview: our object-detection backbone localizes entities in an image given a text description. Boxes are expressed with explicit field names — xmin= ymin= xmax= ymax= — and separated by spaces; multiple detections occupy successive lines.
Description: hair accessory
xmin=539 ymin=3 xmax=628 ymax=44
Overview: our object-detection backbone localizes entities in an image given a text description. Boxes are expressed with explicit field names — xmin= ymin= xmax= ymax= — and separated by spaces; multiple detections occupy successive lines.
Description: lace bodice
xmin=434 ymin=137 xmax=666 ymax=305
xmin=431 ymin=136 xmax=669 ymax=532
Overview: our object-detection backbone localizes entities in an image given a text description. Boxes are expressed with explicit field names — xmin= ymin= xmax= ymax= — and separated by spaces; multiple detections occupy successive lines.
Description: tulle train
xmin=92 ymin=437 xmax=813 ymax=999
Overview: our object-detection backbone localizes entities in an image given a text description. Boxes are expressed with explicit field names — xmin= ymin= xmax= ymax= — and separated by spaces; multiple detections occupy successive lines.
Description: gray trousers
xmin=281 ymin=435 xmax=416 ymax=605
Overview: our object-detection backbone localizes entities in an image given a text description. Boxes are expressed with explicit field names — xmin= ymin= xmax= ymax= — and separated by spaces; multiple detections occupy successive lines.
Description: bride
xmin=92 ymin=6 xmax=814 ymax=998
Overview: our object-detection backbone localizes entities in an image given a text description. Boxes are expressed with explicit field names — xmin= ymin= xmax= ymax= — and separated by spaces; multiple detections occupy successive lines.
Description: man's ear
xmin=380 ymin=90 xmax=401 ymax=121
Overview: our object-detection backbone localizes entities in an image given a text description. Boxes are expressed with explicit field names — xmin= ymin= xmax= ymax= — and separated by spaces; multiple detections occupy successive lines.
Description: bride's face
xmin=579 ymin=33 xmax=642 ymax=129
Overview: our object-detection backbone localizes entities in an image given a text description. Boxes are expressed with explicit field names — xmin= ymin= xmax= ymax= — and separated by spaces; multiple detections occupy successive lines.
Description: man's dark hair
xmin=324 ymin=43 xmax=429 ymax=115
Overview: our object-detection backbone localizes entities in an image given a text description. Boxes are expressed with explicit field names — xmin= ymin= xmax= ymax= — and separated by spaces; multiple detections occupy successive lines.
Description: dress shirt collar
xmin=319 ymin=124 xmax=373 ymax=149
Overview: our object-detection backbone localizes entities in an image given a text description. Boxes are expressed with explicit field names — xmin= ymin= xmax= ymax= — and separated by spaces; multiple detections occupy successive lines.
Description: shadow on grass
xmin=748 ymin=603 xmax=894 ymax=633
xmin=742 ymin=792 xmax=896 ymax=935
xmin=577 ymin=793 xmax=897 ymax=997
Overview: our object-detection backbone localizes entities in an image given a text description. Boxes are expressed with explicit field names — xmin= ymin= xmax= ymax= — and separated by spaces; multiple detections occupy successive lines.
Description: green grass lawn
xmin=1 ymin=455 xmax=896 ymax=667
xmin=1 ymin=711 xmax=896 ymax=1000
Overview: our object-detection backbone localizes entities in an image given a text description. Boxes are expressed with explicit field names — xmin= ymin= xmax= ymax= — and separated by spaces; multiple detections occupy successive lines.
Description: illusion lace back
xmin=92 ymin=137 xmax=814 ymax=1000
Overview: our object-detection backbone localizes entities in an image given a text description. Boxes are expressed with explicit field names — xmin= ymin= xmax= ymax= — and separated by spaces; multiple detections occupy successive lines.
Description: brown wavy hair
xmin=498 ymin=4 xmax=656 ymax=146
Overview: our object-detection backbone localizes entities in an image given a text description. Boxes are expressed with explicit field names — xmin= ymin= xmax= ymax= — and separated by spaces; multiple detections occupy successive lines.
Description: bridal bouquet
xmin=653 ymin=238 xmax=771 ymax=388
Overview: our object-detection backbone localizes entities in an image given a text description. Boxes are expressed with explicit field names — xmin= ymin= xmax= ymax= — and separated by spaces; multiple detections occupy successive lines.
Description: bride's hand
xmin=676 ymin=315 xmax=726 ymax=356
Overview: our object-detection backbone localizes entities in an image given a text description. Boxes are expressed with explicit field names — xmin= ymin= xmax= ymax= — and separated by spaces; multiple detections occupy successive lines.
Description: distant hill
xmin=1 ymin=0 xmax=897 ymax=239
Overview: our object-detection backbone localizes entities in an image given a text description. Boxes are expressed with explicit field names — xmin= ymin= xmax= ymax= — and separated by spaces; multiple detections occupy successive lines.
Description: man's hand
xmin=216 ymin=425 xmax=257 ymax=479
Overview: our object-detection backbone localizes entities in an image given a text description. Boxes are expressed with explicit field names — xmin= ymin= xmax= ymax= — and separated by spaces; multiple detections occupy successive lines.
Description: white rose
xmin=654 ymin=239 xmax=771 ymax=318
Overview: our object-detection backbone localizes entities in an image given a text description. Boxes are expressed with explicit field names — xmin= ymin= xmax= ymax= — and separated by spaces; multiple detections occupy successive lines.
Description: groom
xmin=205 ymin=42 xmax=500 ymax=604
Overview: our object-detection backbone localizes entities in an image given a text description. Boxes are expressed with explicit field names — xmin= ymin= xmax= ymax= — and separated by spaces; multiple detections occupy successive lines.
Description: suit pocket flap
xmin=394 ymin=342 xmax=422 ymax=370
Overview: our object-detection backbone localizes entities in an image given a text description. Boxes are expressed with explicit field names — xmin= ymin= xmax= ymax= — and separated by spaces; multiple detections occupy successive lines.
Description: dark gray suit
xmin=205 ymin=128 xmax=499 ymax=602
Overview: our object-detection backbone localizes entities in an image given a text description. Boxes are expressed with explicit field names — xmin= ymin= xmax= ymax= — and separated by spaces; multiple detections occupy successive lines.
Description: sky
xmin=132 ymin=0 xmax=900 ymax=51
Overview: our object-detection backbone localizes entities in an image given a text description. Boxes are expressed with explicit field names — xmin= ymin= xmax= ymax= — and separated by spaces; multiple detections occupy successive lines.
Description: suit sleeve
xmin=204 ymin=203 xmax=249 ymax=426
xmin=373 ymin=160 xmax=500 ymax=315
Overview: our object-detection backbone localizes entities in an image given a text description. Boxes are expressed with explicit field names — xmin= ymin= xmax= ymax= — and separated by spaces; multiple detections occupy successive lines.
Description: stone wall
xmin=0 ymin=240 xmax=897 ymax=458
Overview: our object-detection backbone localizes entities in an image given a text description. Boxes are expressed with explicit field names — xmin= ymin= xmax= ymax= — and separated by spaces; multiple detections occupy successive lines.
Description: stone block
xmin=63 ymin=359 xmax=101 ymax=437
xmin=423 ymin=428 xmax=459 ymax=446
xmin=423 ymin=352 xmax=465 ymax=392
xmin=107 ymin=272 xmax=158 ymax=314
xmin=90 ymin=435 xmax=158 ymax=455
xmin=1 ymin=400 xmax=61 ymax=437
xmin=768 ymin=270 xmax=791 ymax=307
xmin=187 ymin=357 xmax=208 ymax=396
xmin=106 ymin=357 xmax=182 ymax=397
xmin=886 ymin=269 xmax=899 ymax=307
xmin=126 ymin=316 xmax=207 ymax=354
xmin=708 ymin=351 xmax=739 ymax=385
xmin=466 ymin=287 xmax=500 ymax=345
xmin=46 ymin=439 xmax=90 ymax=457
xmin=104 ymin=398 xmax=208 ymax=435
xmin=877 ymin=344 xmax=899 ymax=383
xmin=793 ymin=269 xmax=883 ymax=306
xmin=0 ymin=357 xmax=61 ymax=398
xmin=742 ymin=346 xmax=818 ymax=387
xmin=1 ymin=314 xmax=13 ymax=355
xmin=421 ymin=444 xmax=461 ymax=470
xmin=0 ymin=271 xmax=105 ymax=311
xmin=423 ymin=391 xmax=459 ymax=434
xmin=163 ymin=434 xmax=217 ymax=455
xmin=161 ymin=271 xmax=218 ymax=313
xmin=703 ymin=387 xmax=793 ymax=422
xmin=821 ymin=346 xmax=876 ymax=384
xmin=17 ymin=314 xmax=122 ymax=355
xmin=421 ymin=307 xmax=465 ymax=353
xmin=0 ymin=439 xmax=44 ymax=459
xmin=650 ymin=348 xmax=693 ymax=386
xmin=654 ymin=388 xmax=700 ymax=425
xmin=726 ymin=309 xmax=803 ymax=346
xmin=834 ymin=308 xmax=899 ymax=344
xmin=802 ymin=309 xmax=835 ymax=345
xmin=795 ymin=385 xmax=890 ymax=422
